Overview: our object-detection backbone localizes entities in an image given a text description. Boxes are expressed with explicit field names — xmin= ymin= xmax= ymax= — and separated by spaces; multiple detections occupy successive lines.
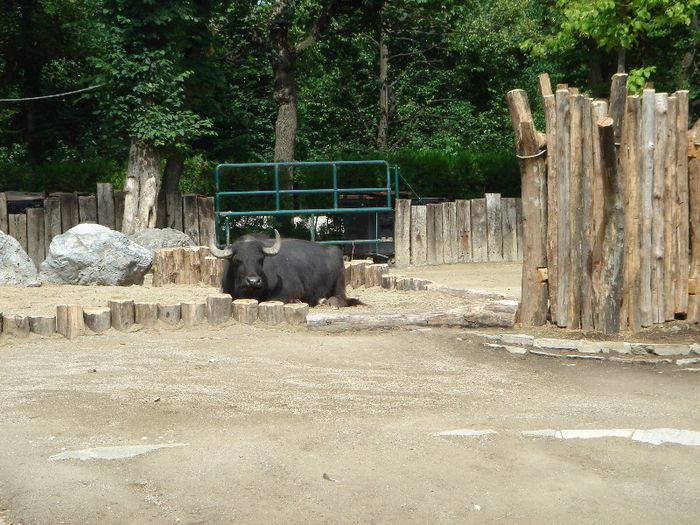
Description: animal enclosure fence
xmin=0 ymin=184 xmax=216 ymax=269
xmin=393 ymin=194 xmax=524 ymax=267
xmin=508 ymin=73 xmax=700 ymax=334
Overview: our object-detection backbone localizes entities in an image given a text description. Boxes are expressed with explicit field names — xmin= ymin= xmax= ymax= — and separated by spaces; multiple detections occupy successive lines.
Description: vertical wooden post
xmin=56 ymin=304 xmax=85 ymax=339
xmin=652 ymin=93 xmax=668 ymax=324
xmin=409 ymin=205 xmax=427 ymax=266
xmin=639 ymin=89 xmax=656 ymax=327
xmin=555 ymin=88 xmax=570 ymax=327
xmin=156 ymin=189 xmax=167 ymax=229
xmin=675 ymin=90 xmax=690 ymax=315
xmin=426 ymin=204 xmax=443 ymax=265
xmin=96 ymin=182 xmax=116 ymax=229
xmin=0 ymin=192 xmax=7 ymax=234
xmin=26 ymin=207 xmax=45 ymax=269
xmin=590 ymin=101 xmax=609 ymax=327
xmin=78 ymin=195 xmax=97 ymax=224
xmin=688 ymin=120 xmax=700 ymax=323
xmin=197 ymin=196 xmax=216 ymax=247
xmin=8 ymin=214 xmax=28 ymax=253
xmin=44 ymin=196 xmax=61 ymax=255
xmin=540 ymin=74 xmax=558 ymax=322
xmin=567 ymin=94 xmax=584 ymax=329
xmin=580 ymin=97 xmax=595 ymax=331
xmin=515 ymin=198 xmax=524 ymax=262
xmin=166 ymin=191 xmax=184 ymax=232
xmin=485 ymin=193 xmax=503 ymax=262
xmin=182 ymin=194 xmax=200 ymax=243
xmin=592 ymin=118 xmax=625 ymax=334
xmin=470 ymin=198 xmax=488 ymax=262
xmin=664 ymin=96 xmax=678 ymax=321
xmin=441 ymin=201 xmax=457 ymax=264
xmin=393 ymin=199 xmax=411 ymax=267
xmin=455 ymin=199 xmax=472 ymax=263
xmin=501 ymin=198 xmax=518 ymax=262
xmin=59 ymin=193 xmax=79 ymax=232
xmin=621 ymin=95 xmax=642 ymax=331
xmin=506 ymin=89 xmax=548 ymax=325
xmin=608 ymin=73 xmax=629 ymax=144
xmin=114 ymin=191 xmax=125 ymax=232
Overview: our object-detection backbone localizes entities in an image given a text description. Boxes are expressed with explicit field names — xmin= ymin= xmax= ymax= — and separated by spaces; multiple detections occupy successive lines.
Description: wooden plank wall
xmin=0 ymin=184 xmax=216 ymax=270
xmin=394 ymin=193 xmax=524 ymax=267
xmin=508 ymin=72 xmax=694 ymax=334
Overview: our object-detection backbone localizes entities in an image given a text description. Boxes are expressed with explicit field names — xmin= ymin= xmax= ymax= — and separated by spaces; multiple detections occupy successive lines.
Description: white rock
xmin=676 ymin=358 xmax=700 ymax=366
xmin=40 ymin=224 xmax=153 ymax=285
xmin=534 ymin=338 xmax=581 ymax=350
xmin=631 ymin=428 xmax=700 ymax=447
xmin=559 ymin=429 xmax=635 ymax=440
xmin=521 ymin=429 xmax=560 ymax=439
xmin=499 ymin=333 xmax=535 ymax=346
xmin=0 ymin=230 xmax=39 ymax=285
xmin=629 ymin=343 xmax=691 ymax=356
xmin=577 ymin=341 xmax=604 ymax=354
xmin=434 ymin=429 xmax=497 ymax=437
xmin=48 ymin=443 xmax=187 ymax=461
xmin=129 ymin=228 xmax=196 ymax=252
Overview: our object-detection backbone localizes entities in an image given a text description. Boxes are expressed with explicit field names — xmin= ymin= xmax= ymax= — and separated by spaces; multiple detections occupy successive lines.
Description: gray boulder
xmin=40 ymin=224 xmax=153 ymax=286
xmin=129 ymin=227 xmax=196 ymax=252
xmin=0 ymin=230 xmax=39 ymax=285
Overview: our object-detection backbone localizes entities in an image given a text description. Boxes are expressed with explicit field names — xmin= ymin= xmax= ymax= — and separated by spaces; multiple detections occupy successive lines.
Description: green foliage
xmin=0 ymin=158 xmax=122 ymax=193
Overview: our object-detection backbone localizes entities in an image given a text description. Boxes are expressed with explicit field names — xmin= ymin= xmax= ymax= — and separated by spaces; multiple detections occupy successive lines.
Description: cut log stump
xmin=83 ymin=307 xmax=111 ymax=334
xmin=2 ymin=314 xmax=30 ymax=337
xmin=29 ymin=315 xmax=57 ymax=336
xmin=284 ymin=303 xmax=309 ymax=325
xmin=381 ymin=275 xmax=397 ymax=290
xmin=233 ymin=299 xmax=258 ymax=324
xmin=158 ymin=303 xmax=181 ymax=326
xmin=259 ymin=301 xmax=284 ymax=325
xmin=56 ymin=305 xmax=85 ymax=339
xmin=134 ymin=302 xmax=158 ymax=328
xmin=109 ymin=298 xmax=135 ymax=331
xmin=207 ymin=294 xmax=233 ymax=325
xmin=181 ymin=301 xmax=206 ymax=328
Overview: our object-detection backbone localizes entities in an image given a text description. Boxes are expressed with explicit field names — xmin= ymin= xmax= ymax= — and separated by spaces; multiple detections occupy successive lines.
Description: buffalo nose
xmin=245 ymin=276 xmax=262 ymax=287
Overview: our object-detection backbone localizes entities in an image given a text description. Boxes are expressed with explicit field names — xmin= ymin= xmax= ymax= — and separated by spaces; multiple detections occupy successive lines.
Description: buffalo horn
xmin=262 ymin=229 xmax=282 ymax=255
xmin=209 ymin=244 xmax=233 ymax=258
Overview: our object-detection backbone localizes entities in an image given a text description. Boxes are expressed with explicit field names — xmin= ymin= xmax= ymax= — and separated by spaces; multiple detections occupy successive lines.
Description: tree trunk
xmin=19 ymin=0 xmax=41 ymax=164
xmin=376 ymin=20 xmax=389 ymax=150
xmin=122 ymin=139 xmax=161 ymax=234
xmin=616 ymin=46 xmax=626 ymax=73
xmin=162 ymin=152 xmax=184 ymax=193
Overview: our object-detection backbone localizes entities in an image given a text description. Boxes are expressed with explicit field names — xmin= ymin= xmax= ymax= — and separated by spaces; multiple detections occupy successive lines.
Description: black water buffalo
xmin=210 ymin=230 xmax=361 ymax=307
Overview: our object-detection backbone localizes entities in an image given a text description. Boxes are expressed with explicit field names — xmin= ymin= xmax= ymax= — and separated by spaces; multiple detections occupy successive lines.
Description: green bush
xmin=0 ymin=158 xmax=123 ymax=193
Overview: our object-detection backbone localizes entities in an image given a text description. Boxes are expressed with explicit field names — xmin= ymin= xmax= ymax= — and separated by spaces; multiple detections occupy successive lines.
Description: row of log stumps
xmin=344 ymin=260 xmax=431 ymax=291
xmin=0 ymin=295 xmax=310 ymax=341
xmin=151 ymin=246 xmax=226 ymax=287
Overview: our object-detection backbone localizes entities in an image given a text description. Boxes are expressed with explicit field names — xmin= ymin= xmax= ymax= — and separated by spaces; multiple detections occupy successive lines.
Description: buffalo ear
xmin=262 ymin=229 xmax=281 ymax=255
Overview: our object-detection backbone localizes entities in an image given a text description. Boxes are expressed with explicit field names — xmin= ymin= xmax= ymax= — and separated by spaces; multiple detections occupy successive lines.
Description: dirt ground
xmin=1 ymin=325 xmax=700 ymax=524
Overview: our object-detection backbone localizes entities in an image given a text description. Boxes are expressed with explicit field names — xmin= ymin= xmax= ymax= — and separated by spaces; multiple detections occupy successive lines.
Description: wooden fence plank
xmin=675 ymin=90 xmax=690 ymax=315
xmin=182 ymin=194 xmax=200 ymax=243
xmin=442 ymin=202 xmax=457 ymax=264
xmin=639 ymin=89 xmax=655 ymax=327
xmin=485 ymin=193 xmax=503 ymax=262
xmin=197 ymin=196 xmax=216 ymax=247
xmin=567 ymin=93 xmax=584 ymax=329
xmin=58 ymin=193 xmax=79 ymax=232
xmin=608 ymin=73 xmax=629 ymax=144
xmin=115 ymin=191 xmax=125 ymax=232
xmin=426 ymin=204 xmax=443 ymax=265
xmin=664 ymin=96 xmax=678 ymax=321
xmin=44 ymin=197 xmax=61 ymax=254
xmin=501 ymin=198 xmax=518 ymax=262
xmin=409 ymin=205 xmax=427 ymax=266
xmin=0 ymin=192 xmax=7 ymax=234
xmin=166 ymin=191 xmax=183 ymax=232
xmin=8 ymin=214 xmax=27 ymax=253
xmin=652 ymin=93 xmax=668 ymax=324
xmin=96 ymin=182 xmax=115 ymax=229
xmin=515 ymin=198 xmax=523 ymax=262
xmin=78 ymin=195 xmax=97 ymax=224
xmin=555 ymin=88 xmax=571 ymax=327
xmin=622 ymin=95 xmax=642 ymax=331
xmin=26 ymin=208 xmax=45 ymax=269
xmin=580 ymin=97 xmax=594 ymax=331
xmin=541 ymin=83 xmax=558 ymax=321
xmin=590 ymin=99 xmax=609 ymax=329
xmin=470 ymin=199 xmax=488 ymax=263
xmin=393 ymin=199 xmax=411 ymax=267
xmin=455 ymin=199 xmax=472 ymax=263
xmin=688 ymin=119 xmax=700 ymax=323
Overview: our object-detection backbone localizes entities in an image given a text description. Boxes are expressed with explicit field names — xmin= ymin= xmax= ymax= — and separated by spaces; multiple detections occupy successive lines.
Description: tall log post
xmin=621 ymin=95 xmax=642 ymax=331
xmin=539 ymin=74 xmax=558 ymax=322
xmin=506 ymin=89 xmax=548 ymax=325
xmin=555 ymin=88 xmax=571 ymax=327
xmin=639 ymin=89 xmax=656 ymax=327
xmin=393 ymin=199 xmax=411 ymax=267
xmin=664 ymin=97 xmax=679 ymax=321
xmin=567 ymin=94 xmax=584 ymax=329
xmin=426 ymin=204 xmax=443 ymax=265
xmin=608 ymin=73 xmax=629 ymax=144
xmin=688 ymin=121 xmax=700 ymax=323
xmin=592 ymin=118 xmax=625 ymax=334
xmin=675 ymin=90 xmax=690 ymax=315
xmin=456 ymin=199 xmax=472 ymax=263
xmin=652 ymin=94 xmax=669 ymax=323
xmin=580 ymin=97 xmax=595 ymax=331
xmin=409 ymin=205 xmax=427 ymax=266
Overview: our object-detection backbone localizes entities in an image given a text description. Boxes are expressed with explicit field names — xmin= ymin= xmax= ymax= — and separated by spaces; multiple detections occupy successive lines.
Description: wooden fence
xmin=393 ymin=194 xmax=524 ymax=267
xmin=0 ymin=184 xmax=215 ymax=269
xmin=508 ymin=73 xmax=700 ymax=334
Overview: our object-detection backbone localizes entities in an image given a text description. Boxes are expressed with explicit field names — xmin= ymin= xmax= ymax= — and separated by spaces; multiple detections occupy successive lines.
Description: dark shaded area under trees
xmin=1 ymin=0 xmax=699 ymax=204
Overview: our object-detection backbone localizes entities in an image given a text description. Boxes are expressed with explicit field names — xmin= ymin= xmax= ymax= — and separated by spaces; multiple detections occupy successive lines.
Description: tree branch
xmin=294 ymin=1 xmax=341 ymax=55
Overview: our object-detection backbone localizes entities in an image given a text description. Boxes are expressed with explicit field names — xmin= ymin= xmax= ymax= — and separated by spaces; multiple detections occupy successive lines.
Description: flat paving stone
xmin=48 ymin=443 xmax=187 ymax=461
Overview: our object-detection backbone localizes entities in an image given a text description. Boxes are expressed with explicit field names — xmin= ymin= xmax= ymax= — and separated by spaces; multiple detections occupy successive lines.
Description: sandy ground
xmin=0 ymin=326 xmax=699 ymax=524
xmin=389 ymin=262 xmax=522 ymax=298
